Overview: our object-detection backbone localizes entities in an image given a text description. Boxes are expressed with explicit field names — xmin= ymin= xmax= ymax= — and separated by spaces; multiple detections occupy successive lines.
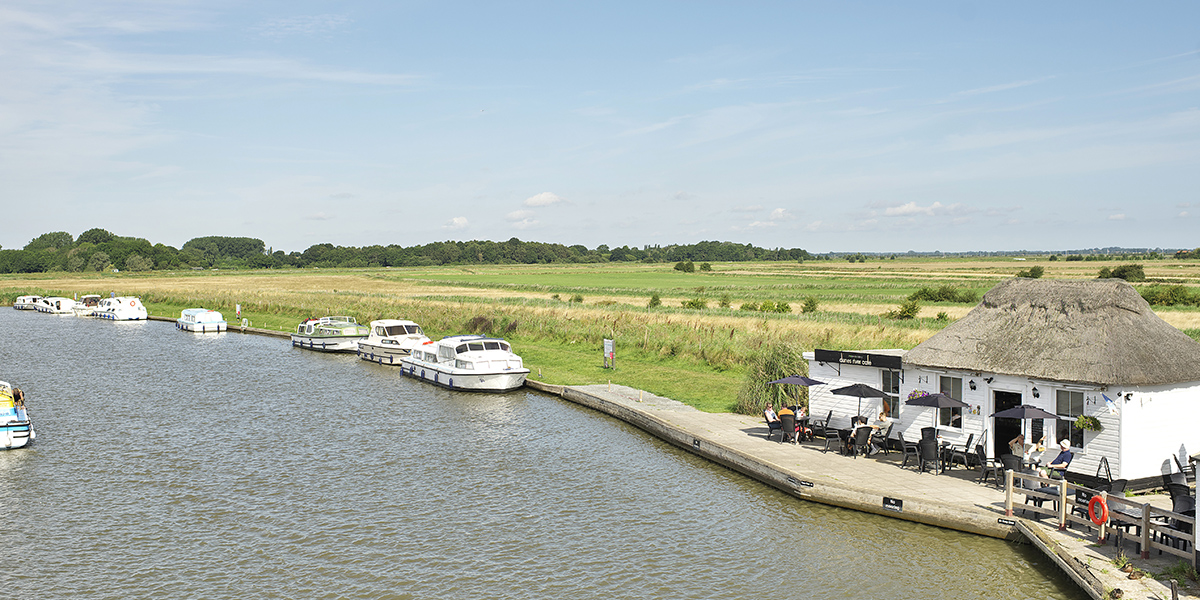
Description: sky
xmin=2 ymin=1 xmax=1199 ymax=254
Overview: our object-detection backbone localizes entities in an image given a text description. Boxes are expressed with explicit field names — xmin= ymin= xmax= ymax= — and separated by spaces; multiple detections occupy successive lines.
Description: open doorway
xmin=993 ymin=391 xmax=1023 ymax=457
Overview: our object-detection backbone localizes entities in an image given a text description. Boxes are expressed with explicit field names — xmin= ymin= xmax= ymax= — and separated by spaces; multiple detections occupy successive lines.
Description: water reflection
xmin=0 ymin=308 xmax=1084 ymax=599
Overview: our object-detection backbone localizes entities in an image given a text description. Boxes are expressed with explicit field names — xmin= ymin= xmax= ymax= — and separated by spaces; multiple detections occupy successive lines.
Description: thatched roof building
xmin=904 ymin=278 xmax=1200 ymax=386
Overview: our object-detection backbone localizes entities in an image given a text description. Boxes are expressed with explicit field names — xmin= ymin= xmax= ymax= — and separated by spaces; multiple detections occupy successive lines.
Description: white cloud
xmin=511 ymin=218 xmax=539 ymax=230
xmin=769 ymin=208 xmax=791 ymax=220
xmin=735 ymin=221 xmax=776 ymax=231
xmin=444 ymin=216 xmax=468 ymax=230
xmin=1179 ymin=211 xmax=1190 ymax=218
xmin=524 ymin=192 xmax=562 ymax=207
xmin=506 ymin=210 xmax=534 ymax=221
xmin=884 ymin=202 xmax=945 ymax=217
xmin=1108 ymin=214 xmax=1127 ymax=221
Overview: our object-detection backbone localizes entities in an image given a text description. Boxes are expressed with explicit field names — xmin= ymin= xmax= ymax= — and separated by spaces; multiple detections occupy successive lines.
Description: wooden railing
xmin=1004 ymin=470 xmax=1196 ymax=566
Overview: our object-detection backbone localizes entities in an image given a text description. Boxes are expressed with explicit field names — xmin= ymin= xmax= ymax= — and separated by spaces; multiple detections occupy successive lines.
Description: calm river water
xmin=0 ymin=308 xmax=1085 ymax=599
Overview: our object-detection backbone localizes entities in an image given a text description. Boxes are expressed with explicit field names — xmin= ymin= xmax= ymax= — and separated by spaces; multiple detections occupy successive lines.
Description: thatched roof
xmin=904 ymin=278 xmax=1200 ymax=386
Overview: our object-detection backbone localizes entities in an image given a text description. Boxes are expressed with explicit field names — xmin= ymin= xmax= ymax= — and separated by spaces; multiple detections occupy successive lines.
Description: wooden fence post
xmin=1004 ymin=469 xmax=1013 ymax=517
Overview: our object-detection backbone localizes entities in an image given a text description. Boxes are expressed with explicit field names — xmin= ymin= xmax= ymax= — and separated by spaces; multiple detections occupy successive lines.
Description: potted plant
xmin=1074 ymin=415 xmax=1103 ymax=432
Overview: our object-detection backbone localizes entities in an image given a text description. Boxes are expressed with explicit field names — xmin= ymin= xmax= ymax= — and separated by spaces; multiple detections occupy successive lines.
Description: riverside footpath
xmin=527 ymin=380 xmax=1198 ymax=600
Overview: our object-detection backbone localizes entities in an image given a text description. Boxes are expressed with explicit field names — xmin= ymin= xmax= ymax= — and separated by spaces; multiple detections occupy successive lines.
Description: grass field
xmin=6 ymin=257 xmax=1200 ymax=413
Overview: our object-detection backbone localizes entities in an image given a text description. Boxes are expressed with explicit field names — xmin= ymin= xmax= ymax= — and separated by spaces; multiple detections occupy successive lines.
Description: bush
xmin=1016 ymin=265 xmax=1044 ymax=278
xmin=465 ymin=316 xmax=493 ymax=334
xmin=936 ymin=311 xmax=949 ymax=321
xmin=1140 ymin=284 xmax=1200 ymax=306
xmin=739 ymin=302 xmax=758 ymax=311
xmin=908 ymin=285 xmax=979 ymax=303
xmin=699 ymin=262 xmax=712 ymax=271
xmin=801 ymin=297 xmax=818 ymax=313
xmin=1109 ymin=263 xmax=1145 ymax=281
xmin=885 ymin=298 xmax=921 ymax=320
xmin=647 ymin=293 xmax=662 ymax=308
xmin=682 ymin=297 xmax=708 ymax=310
xmin=733 ymin=342 xmax=809 ymax=415
xmin=718 ymin=294 xmax=731 ymax=308
xmin=674 ymin=261 xmax=695 ymax=273
xmin=569 ymin=294 xmax=584 ymax=303
xmin=758 ymin=300 xmax=775 ymax=312
xmin=773 ymin=302 xmax=791 ymax=313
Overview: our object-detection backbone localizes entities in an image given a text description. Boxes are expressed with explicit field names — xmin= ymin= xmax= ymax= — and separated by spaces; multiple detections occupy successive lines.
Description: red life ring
xmin=130 ymin=300 xmax=137 ymax=307
xmin=1088 ymin=495 xmax=1109 ymax=525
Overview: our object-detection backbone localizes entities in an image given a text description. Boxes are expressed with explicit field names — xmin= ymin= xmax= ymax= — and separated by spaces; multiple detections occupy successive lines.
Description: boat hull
xmin=398 ymin=361 xmax=529 ymax=392
xmin=1 ymin=420 xmax=33 ymax=450
xmin=356 ymin=342 xmax=412 ymax=365
xmin=291 ymin=335 xmax=364 ymax=353
xmin=177 ymin=321 xmax=227 ymax=333
xmin=97 ymin=311 xmax=147 ymax=321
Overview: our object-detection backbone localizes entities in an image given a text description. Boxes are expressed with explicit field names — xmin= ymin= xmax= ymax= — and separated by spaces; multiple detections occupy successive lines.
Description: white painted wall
xmin=1114 ymin=381 xmax=1200 ymax=482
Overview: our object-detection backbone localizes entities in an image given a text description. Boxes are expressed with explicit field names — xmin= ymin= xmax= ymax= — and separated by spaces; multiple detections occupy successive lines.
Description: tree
xmin=885 ymin=298 xmax=921 ymax=319
xmin=801 ymin=297 xmax=819 ymax=313
xmin=674 ymin=260 xmax=695 ymax=273
xmin=699 ymin=262 xmax=712 ymax=271
xmin=1109 ymin=264 xmax=1145 ymax=282
xmin=77 ymin=228 xmax=116 ymax=245
xmin=647 ymin=293 xmax=662 ymax=308
xmin=1016 ymin=265 xmax=1044 ymax=278
xmin=124 ymin=254 xmax=154 ymax=271
xmin=24 ymin=231 xmax=74 ymax=251
xmin=87 ymin=252 xmax=112 ymax=272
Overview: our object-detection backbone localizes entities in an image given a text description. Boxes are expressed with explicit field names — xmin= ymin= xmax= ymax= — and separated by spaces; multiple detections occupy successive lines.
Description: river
xmin=0 ymin=308 xmax=1085 ymax=599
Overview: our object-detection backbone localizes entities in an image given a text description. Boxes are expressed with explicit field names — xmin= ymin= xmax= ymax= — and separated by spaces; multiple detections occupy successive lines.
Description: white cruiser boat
xmin=35 ymin=297 xmax=77 ymax=314
xmin=0 ymin=381 xmax=34 ymax=450
xmin=13 ymin=295 xmax=42 ymax=310
xmin=400 ymin=335 xmax=529 ymax=392
xmin=72 ymin=294 xmax=102 ymax=317
xmin=357 ymin=319 xmax=430 ymax=365
xmin=177 ymin=308 xmax=227 ymax=333
xmin=95 ymin=296 xmax=148 ymax=321
xmin=291 ymin=316 xmax=369 ymax=352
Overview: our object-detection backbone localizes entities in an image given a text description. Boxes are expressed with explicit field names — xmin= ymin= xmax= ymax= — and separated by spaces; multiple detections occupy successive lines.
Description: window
xmin=1056 ymin=390 xmax=1085 ymax=448
xmin=939 ymin=376 xmax=963 ymax=428
xmin=881 ymin=370 xmax=900 ymax=418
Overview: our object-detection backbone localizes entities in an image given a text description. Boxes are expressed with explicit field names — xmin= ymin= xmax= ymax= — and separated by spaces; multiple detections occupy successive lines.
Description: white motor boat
xmin=0 ymin=381 xmax=34 ymax=450
xmin=72 ymin=294 xmax=102 ymax=317
xmin=400 ymin=335 xmax=529 ymax=392
xmin=12 ymin=295 xmax=42 ymax=310
xmin=35 ymin=297 xmax=77 ymax=314
xmin=356 ymin=319 xmax=430 ymax=365
xmin=177 ymin=308 xmax=227 ymax=333
xmin=291 ymin=316 xmax=369 ymax=352
xmin=95 ymin=296 xmax=148 ymax=321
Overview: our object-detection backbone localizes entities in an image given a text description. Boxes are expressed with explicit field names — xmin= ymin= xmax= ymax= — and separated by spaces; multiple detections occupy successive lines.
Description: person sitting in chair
xmin=777 ymin=404 xmax=795 ymax=442
xmin=764 ymin=403 xmax=782 ymax=436
xmin=1042 ymin=439 xmax=1073 ymax=479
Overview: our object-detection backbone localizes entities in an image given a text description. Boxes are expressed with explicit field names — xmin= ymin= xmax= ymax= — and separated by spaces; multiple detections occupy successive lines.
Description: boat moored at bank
xmin=13 ymin=295 xmax=42 ymax=310
xmin=177 ymin=308 xmax=227 ymax=333
xmin=356 ymin=319 xmax=430 ymax=365
xmin=291 ymin=316 xmax=369 ymax=352
xmin=0 ymin=381 xmax=34 ymax=450
xmin=95 ymin=297 xmax=148 ymax=321
xmin=400 ymin=335 xmax=529 ymax=392
xmin=35 ymin=297 xmax=78 ymax=314
xmin=72 ymin=294 xmax=102 ymax=317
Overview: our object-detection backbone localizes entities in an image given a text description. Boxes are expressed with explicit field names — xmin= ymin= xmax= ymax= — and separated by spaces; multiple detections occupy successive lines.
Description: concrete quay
xmin=528 ymin=380 xmax=1199 ymax=600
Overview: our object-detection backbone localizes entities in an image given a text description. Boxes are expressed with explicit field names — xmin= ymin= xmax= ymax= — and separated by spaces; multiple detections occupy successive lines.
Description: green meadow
xmin=6 ymin=257 xmax=1200 ymax=413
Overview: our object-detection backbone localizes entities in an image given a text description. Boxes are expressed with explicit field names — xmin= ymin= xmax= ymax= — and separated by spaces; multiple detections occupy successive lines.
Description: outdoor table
xmin=795 ymin=416 xmax=811 ymax=442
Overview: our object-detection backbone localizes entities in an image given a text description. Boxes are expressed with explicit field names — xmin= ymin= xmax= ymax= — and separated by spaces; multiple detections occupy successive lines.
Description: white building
xmin=805 ymin=279 xmax=1200 ymax=487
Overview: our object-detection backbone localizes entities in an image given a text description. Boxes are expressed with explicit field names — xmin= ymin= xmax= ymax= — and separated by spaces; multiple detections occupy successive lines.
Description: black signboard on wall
xmin=814 ymin=349 xmax=902 ymax=370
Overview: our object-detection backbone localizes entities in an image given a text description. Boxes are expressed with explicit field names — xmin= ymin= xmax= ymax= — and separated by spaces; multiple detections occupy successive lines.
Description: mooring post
xmin=1004 ymin=469 xmax=1013 ymax=517
xmin=1057 ymin=478 xmax=1068 ymax=530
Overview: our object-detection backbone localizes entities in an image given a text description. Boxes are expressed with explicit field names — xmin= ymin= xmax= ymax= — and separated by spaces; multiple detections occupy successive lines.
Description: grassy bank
xmin=6 ymin=259 xmax=1200 ymax=411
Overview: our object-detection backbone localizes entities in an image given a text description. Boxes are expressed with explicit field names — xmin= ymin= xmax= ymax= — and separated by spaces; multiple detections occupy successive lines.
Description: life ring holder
xmin=1088 ymin=495 xmax=1109 ymax=525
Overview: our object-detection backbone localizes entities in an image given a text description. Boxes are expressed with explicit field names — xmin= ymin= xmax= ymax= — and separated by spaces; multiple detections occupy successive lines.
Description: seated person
xmin=848 ymin=415 xmax=878 ymax=454
xmin=794 ymin=406 xmax=813 ymax=440
xmin=1042 ymin=439 xmax=1073 ymax=479
xmin=763 ymin=403 xmax=782 ymax=434
xmin=869 ymin=411 xmax=891 ymax=455
xmin=777 ymin=405 xmax=795 ymax=441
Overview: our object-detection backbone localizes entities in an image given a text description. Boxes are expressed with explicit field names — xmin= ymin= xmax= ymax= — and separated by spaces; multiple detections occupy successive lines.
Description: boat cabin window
xmin=456 ymin=344 xmax=469 ymax=354
xmin=406 ymin=325 xmax=423 ymax=335
xmin=438 ymin=346 xmax=456 ymax=360
xmin=455 ymin=360 xmax=473 ymax=370
xmin=468 ymin=342 xmax=486 ymax=352
xmin=484 ymin=341 xmax=502 ymax=351
xmin=382 ymin=325 xmax=414 ymax=336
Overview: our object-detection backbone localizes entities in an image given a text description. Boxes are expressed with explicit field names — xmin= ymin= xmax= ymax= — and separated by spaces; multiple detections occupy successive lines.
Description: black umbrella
xmin=768 ymin=375 xmax=826 ymax=386
xmin=906 ymin=392 xmax=969 ymax=428
xmin=990 ymin=404 xmax=1058 ymax=448
xmin=831 ymin=383 xmax=889 ymax=417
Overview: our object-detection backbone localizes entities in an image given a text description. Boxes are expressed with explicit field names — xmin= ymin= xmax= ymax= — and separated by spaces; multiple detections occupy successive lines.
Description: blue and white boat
xmin=12 ymin=295 xmax=42 ymax=310
xmin=0 ymin=381 xmax=34 ymax=450
xmin=95 ymin=297 xmax=148 ymax=321
xmin=400 ymin=335 xmax=529 ymax=392
xmin=177 ymin=308 xmax=227 ymax=333
xmin=356 ymin=319 xmax=430 ymax=365
xmin=291 ymin=316 xmax=369 ymax=352
xmin=35 ymin=297 xmax=77 ymax=314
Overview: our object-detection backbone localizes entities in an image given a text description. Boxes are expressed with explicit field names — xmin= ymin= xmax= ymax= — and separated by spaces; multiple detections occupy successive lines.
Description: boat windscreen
xmin=383 ymin=325 xmax=410 ymax=336
xmin=468 ymin=342 xmax=486 ymax=352
xmin=406 ymin=325 xmax=423 ymax=334
xmin=484 ymin=341 xmax=501 ymax=351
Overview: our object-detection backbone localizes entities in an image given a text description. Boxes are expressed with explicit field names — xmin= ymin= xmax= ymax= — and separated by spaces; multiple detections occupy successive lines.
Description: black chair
xmin=899 ymin=432 xmax=919 ymax=468
xmin=871 ymin=422 xmax=894 ymax=455
xmin=821 ymin=427 xmax=845 ymax=454
xmin=779 ymin=413 xmax=796 ymax=444
xmin=764 ymin=416 xmax=783 ymax=441
xmin=1073 ymin=479 xmax=1127 ymax=525
xmin=918 ymin=439 xmax=941 ymax=474
xmin=948 ymin=433 xmax=975 ymax=470
xmin=921 ymin=427 xmax=938 ymax=442
xmin=1163 ymin=469 xmax=1187 ymax=489
xmin=849 ymin=426 xmax=872 ymax=458
xmin=812 ymin=410 xmax=833 ymax=429
xmin=999 ymin=453 xmax=1025 ymax=488
xmin=811 ymin=417 xmax=836 ymax=451
xmin=1158 ymin=484 xmax=1196 ymax=553
xmin=976 ymin=445 xmax=1002 ymax=486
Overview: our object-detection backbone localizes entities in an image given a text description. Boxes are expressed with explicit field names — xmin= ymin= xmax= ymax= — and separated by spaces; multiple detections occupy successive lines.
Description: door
xmin=993 ymin=390 xmax=1023 ymax=457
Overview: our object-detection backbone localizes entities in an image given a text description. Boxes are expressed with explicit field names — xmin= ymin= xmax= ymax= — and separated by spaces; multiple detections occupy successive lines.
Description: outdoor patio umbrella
xmin=989 ymin=404 xmax=1058 ymax=450
xmin=831 ymin=383 xmax=889 ymax=417
xmin=767 ymin=375 xmax=825 ymax=386
xmin=906 ymin=392 xmax=970 ymax=429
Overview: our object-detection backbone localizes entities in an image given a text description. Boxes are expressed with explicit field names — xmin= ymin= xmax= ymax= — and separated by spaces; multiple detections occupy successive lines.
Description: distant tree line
xmin=0 ymin=231 xmax=814 ymax=273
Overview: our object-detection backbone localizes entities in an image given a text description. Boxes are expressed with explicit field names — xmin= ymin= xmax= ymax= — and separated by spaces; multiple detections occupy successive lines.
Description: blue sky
xmin=2 ymin=1 xmax=1198 ymax=254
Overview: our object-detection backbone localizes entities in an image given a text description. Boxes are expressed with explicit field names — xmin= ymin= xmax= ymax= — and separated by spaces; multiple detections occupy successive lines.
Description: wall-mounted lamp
xmin=1124 ymin=392 xmax=1133 ymax=401
xmin=968 ymin=380 xmax=977 ymax=390
xmin=1032 ymin=387 xmax=1040 ymax=398
xmin=984 ymin=377 xmax=994 ymax=384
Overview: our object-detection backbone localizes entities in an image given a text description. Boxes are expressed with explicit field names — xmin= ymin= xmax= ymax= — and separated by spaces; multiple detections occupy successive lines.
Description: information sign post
xmin=603 ymin=339 xmax=615 ymax=369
